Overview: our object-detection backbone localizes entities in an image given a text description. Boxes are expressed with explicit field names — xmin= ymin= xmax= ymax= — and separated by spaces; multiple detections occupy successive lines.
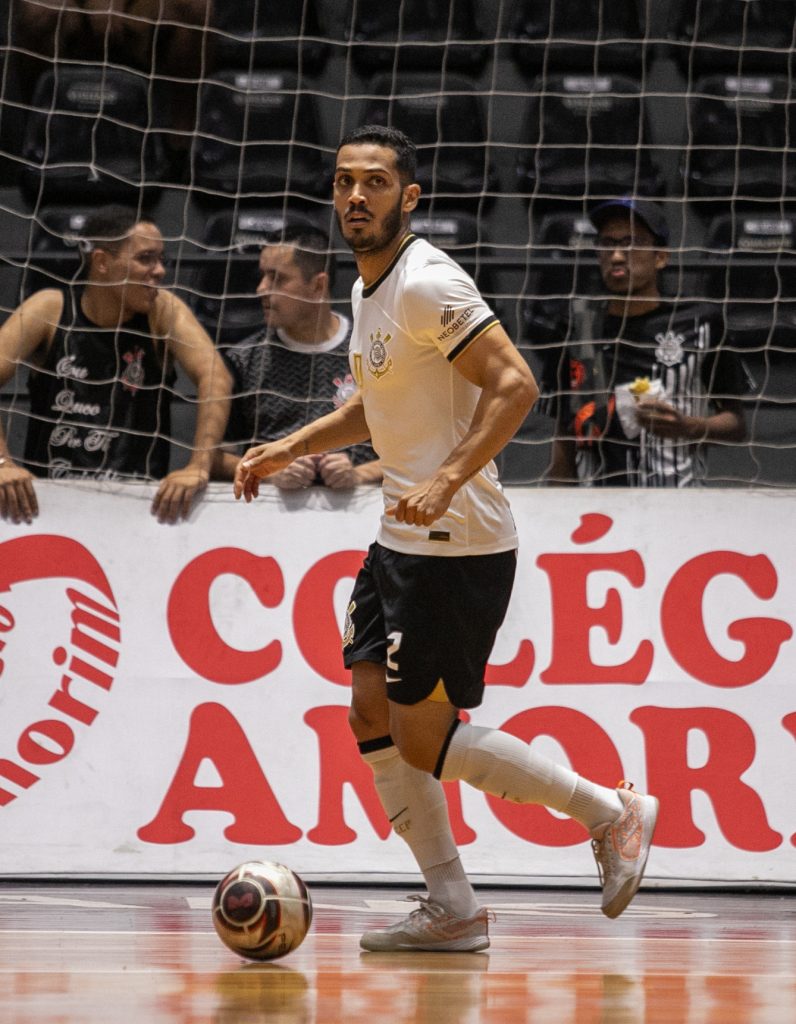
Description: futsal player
xmin=234 ymin=125 xmax=659 ymax=952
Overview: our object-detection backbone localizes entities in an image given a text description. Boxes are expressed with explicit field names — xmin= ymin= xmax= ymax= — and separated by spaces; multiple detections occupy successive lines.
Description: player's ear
xmin=402 ymin=182 xmax=421 ymax=213
xmin=655 ymin=248 xmax=669 ymax=271
xmin=313 ymin=270 xmax=329 ymax=296
xmin=90 ymin=247 xmax=111 ymax=277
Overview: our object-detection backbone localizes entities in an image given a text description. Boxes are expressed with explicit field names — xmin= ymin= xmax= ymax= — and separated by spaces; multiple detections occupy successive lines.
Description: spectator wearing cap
xmin=535 ymin=197 xmax=750 ymax=487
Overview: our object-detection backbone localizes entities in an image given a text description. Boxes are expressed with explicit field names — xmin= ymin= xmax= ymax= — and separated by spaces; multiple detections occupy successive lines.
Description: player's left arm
xmin=387 ymin=323 xmax=539 ymax=526
xmin=151 ymin=292 xmax=232 ymax=522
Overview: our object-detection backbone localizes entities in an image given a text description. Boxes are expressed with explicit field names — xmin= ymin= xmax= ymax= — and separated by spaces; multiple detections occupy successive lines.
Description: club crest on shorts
xmin=366 ymin=329 xmax=392 ymax=380
xmin=342 ymin=600 xmax=356 ymax=647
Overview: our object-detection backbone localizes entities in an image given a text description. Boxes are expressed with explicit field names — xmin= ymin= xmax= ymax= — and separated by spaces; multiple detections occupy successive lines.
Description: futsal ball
xmin=212 ymin=860 xmax=313 ymax=961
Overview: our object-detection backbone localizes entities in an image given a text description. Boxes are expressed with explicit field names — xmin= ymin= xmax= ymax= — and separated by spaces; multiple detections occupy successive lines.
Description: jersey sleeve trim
xmin=447 ymin=316 xmax=500 ymax=362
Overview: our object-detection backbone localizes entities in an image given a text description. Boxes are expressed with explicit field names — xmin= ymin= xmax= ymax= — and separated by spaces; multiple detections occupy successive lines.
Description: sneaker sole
xmin=360 ymin=935 xmax=490 ymax=953
xmin=602 ymin=794 xmax=660 ymax=919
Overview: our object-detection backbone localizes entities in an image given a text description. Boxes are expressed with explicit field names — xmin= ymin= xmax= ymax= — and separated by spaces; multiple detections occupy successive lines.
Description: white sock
xmin=439 ymin=723 xmax=623 ymax=833
xmin=362 ymin=741 xmax=480 ymax=918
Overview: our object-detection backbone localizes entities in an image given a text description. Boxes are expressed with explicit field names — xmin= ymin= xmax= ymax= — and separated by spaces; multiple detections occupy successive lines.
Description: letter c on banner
xmin=168 ymin=548 xmax=284 ymax=683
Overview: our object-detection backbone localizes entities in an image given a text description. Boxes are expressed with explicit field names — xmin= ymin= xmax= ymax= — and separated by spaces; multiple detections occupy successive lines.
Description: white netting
xmin=0 ymin=0 xmax=795 ymax=488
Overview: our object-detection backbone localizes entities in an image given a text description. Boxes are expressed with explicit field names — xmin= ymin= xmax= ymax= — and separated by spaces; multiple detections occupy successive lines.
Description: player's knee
xmin=348 ymin=701 xmax=388 ymax=743
xmin=392 ymin=732 xmax=437 ymax=774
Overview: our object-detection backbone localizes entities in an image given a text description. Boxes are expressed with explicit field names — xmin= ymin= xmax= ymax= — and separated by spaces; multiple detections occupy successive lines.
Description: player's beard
xmin=338 ymin=195 xmax=405 ymax=254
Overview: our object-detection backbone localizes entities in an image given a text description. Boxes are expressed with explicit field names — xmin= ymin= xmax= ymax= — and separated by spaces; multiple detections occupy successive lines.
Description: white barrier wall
xmin=0 ymin=481 xmax=794 ymax=883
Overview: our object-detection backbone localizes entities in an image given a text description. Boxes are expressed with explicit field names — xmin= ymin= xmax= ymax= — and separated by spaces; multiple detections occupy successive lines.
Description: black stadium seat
xmin=361 ymin=73 xmax=499 ymax=214
xmin=668 ymin=0 xmax=796 ymax=77
xmin=18 ymin=207 xmax=96 ymax=298
xmin=348 ymin=0 xmax=488 ymax=76
xmin=681 ymin=75 xmax=796 ymax=203
xmin=210 ymin=2 xmax=330 ymax=75
xmin=191 ymin=71 xmax=329 ymax=205
xmin=519 ymin=209 xmax=601 ymax=339
xmin=515 ymin=74 xmax=663 ymax=205
xmin=703 ymin=211 xmax=796 ymax=350
xmin=508 ymin=0 xmax=648 ymax=77
xmin=20 ymin=68 xmax=167 ymax=204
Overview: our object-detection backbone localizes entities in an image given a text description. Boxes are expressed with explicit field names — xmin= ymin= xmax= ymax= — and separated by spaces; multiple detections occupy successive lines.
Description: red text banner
xmin=0 ymin=482 xmax=793 ymax=883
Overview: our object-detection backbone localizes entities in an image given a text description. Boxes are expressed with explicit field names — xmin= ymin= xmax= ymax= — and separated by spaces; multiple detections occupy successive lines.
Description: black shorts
xmin=342 ymin=542 xmax=517 ymax=709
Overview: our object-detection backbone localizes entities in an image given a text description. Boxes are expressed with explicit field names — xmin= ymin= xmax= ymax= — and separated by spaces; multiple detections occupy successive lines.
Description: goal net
xmin=1 ymin=0 xmax=795 ymax=490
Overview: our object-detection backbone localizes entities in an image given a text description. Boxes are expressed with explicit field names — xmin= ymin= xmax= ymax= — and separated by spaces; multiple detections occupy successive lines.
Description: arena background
xmin=0 ymin=0 xmax=794 ymax=885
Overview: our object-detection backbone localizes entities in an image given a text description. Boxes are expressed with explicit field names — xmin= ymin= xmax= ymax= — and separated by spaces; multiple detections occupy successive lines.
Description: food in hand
xmin=629 ymin=376 xmax=652 ymax=397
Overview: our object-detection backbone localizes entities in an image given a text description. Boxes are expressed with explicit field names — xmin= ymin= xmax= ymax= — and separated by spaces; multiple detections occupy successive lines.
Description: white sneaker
xmin=591 ymin=781 xmax=659 ymax=919
xmin=359 ymin=895 xmax=491 ymax=952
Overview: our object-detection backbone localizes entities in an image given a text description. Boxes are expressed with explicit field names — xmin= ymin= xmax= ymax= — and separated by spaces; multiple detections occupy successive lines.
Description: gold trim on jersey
xmin=351 ymin=351 xmax=363 ymax=387
xmin=447 ymin=316 xmax=500 ymax=362
xmin=361 ymin=233 xmax=419 ymax=298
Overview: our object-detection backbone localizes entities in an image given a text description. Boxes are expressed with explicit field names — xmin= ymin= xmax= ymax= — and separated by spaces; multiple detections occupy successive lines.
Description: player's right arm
xmin=233 ymin=390 xmax=371 ymax=502
xmin=0 ymin=289 xmax=62 ymax=523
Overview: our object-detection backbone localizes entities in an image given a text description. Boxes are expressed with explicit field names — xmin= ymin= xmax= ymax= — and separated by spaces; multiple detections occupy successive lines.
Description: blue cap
xmin=589 ymin=198 xmax=670 ymax=246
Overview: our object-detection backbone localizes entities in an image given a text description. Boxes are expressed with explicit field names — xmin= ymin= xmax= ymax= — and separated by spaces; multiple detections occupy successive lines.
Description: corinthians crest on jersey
xmin=366 ymin=328 xmax=393 ymax=379
xmin=655 ymin=330 xmax=685 ymax=367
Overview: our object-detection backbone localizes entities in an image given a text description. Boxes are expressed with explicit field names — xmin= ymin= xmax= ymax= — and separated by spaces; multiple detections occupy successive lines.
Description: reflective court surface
xmin=0 ymin=883 xmax=794 ymax=1022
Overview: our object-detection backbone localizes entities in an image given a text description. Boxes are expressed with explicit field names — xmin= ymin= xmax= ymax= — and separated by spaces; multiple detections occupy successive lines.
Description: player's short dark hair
xmin=264 ymin=221 xmax=336 ymax=290
xmin=80 ymin=205 xmax=149 ymax=254
xmin=73 ymin=205 xmax=152 ymax=281
xmin=337 ymin=124 xmax=417 ymax=185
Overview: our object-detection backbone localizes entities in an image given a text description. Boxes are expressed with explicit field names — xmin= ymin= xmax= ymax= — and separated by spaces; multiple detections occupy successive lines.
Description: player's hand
xmin=0 ymin=460 xmax=39 ymax=524
xmin=385 ymin=474 xmax=457 ymax=527
xmin=234 ymin=440 xmax=296 ymax=502
xmin=151 ymin=465 xmax=209 ymax=523
xmin=317 ymin=452 xmax=357 ymax=490
xmin=270 ymin=456 xmax=319 ymax=491
xmin=635 ymin=398 xmax=700 ymax=440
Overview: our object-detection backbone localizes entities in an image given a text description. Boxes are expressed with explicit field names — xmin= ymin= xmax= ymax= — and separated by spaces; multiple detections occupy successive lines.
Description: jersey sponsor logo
xmin=655 ymin=330 xmax=685 ymax=367
xmin=437 ymin=305 xmax=476 ymax=342
xmin=366 ymin=329 xmax=393 ymax=380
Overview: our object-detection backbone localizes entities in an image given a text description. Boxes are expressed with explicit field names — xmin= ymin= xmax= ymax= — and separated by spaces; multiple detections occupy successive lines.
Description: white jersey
xmin=349 ymin=234 xmax=518 ymax=557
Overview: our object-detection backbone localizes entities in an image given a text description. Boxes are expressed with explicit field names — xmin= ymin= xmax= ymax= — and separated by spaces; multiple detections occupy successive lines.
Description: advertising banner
xmin=0 ymin=482 xmax=793 ymax=883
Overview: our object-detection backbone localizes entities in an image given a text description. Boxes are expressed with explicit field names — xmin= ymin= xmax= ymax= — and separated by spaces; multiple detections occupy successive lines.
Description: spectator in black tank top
xmin=535 ymin=198 xmax=749 ymax=487
xmin=0 ymin=205 xmax=231 ymax=523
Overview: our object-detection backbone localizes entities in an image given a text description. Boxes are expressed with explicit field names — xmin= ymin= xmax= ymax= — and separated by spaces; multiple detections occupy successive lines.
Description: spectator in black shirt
xmin=536 ymin=198 xmax=748 ymax=486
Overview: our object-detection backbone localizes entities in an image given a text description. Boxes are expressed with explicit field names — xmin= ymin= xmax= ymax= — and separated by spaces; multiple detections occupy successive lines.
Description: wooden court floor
xmin=0 ymin=882 xmax=794 ymax=1023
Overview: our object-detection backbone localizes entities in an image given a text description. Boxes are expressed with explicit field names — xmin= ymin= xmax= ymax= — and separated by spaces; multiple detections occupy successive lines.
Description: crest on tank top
xmin=121 ymin=346 xmax=146 ymax=392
